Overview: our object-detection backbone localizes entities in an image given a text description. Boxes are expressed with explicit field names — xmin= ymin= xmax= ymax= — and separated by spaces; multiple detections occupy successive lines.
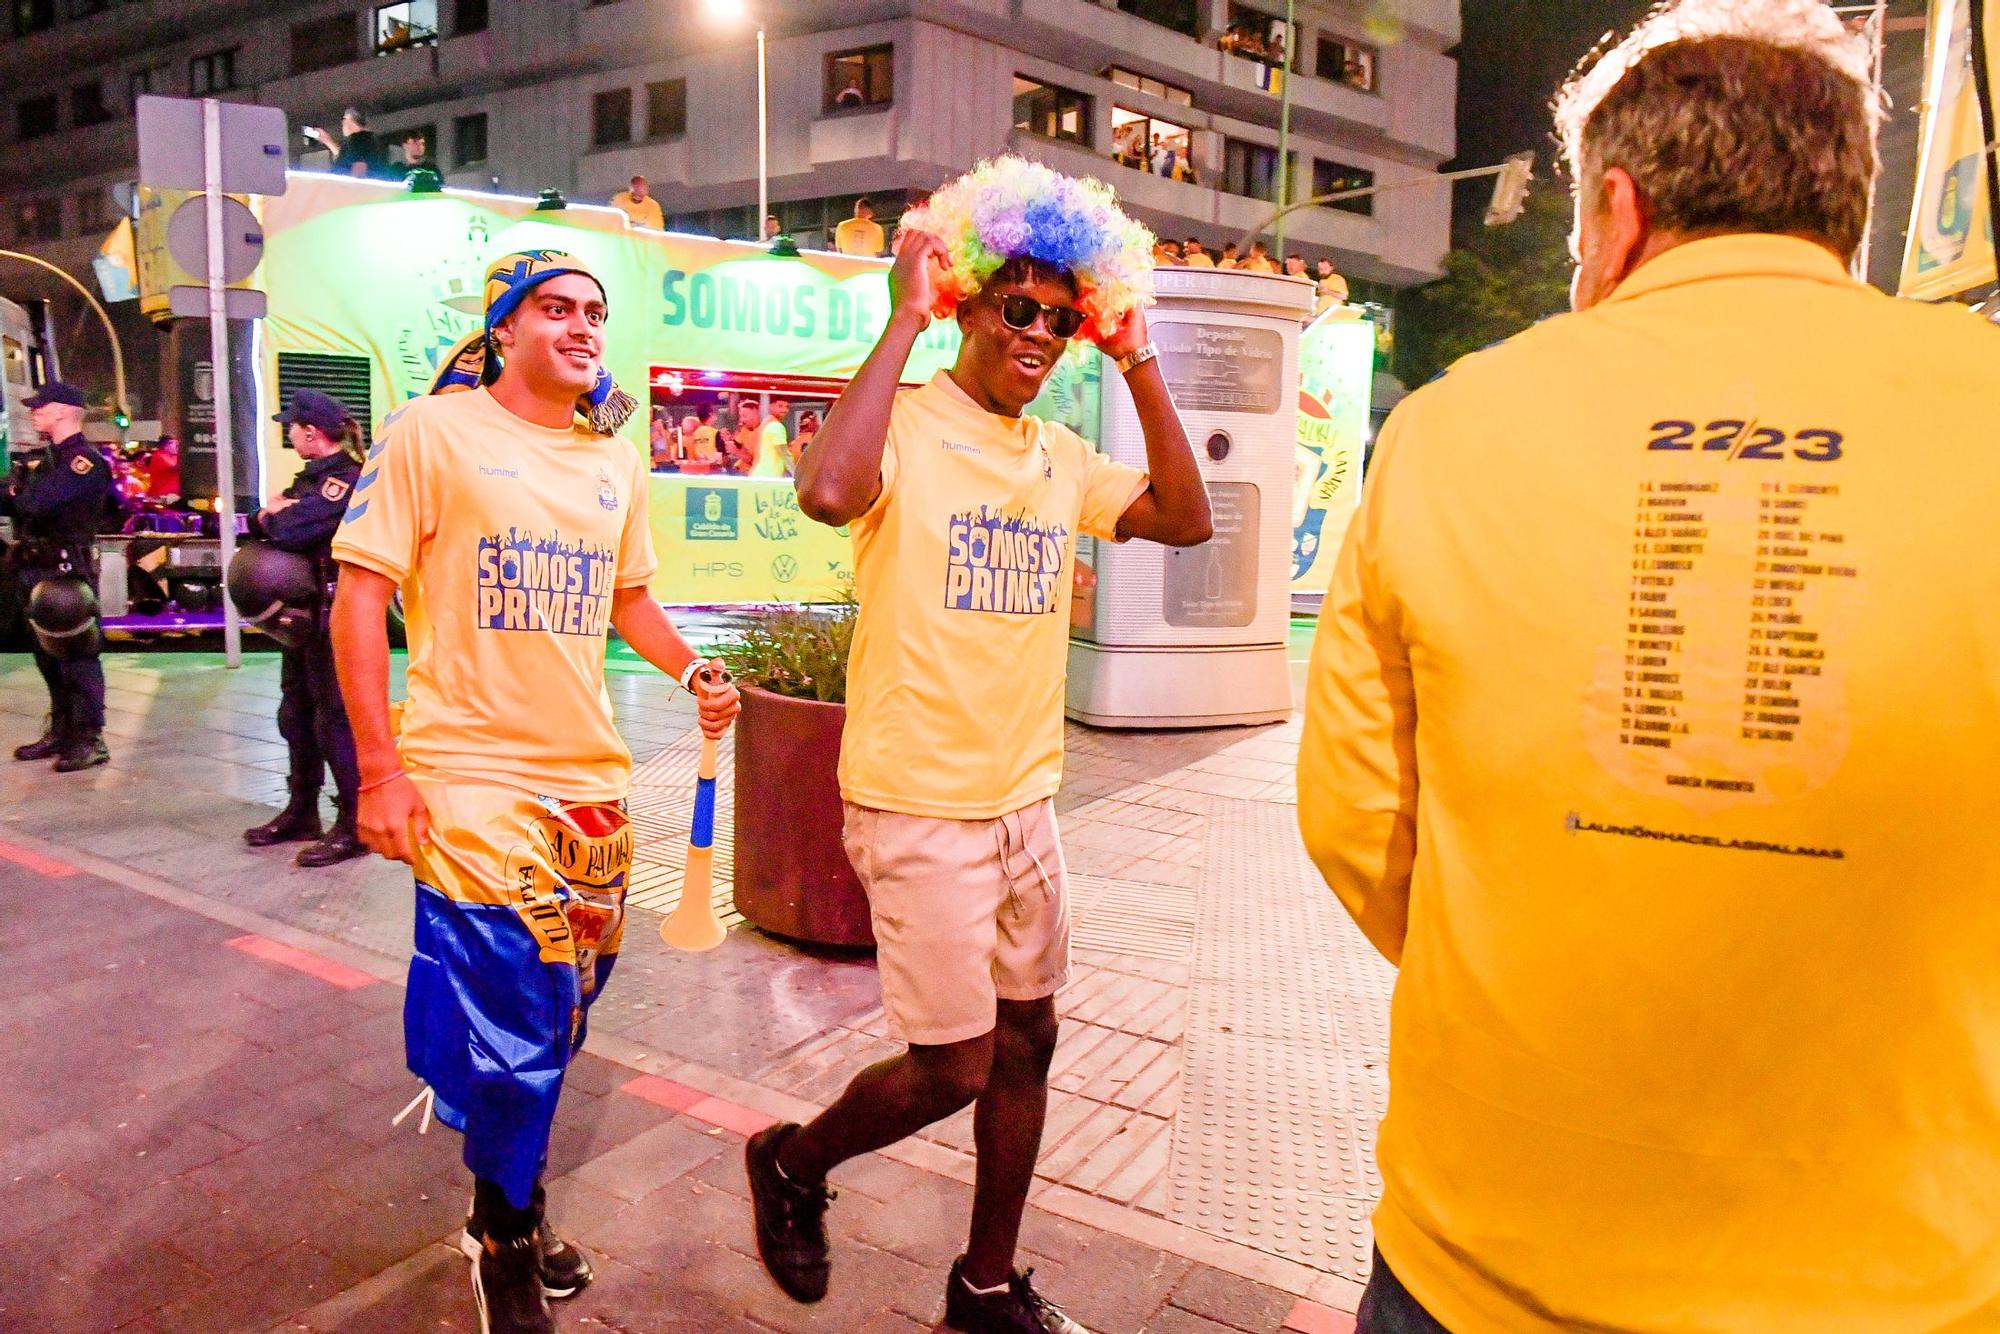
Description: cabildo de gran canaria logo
xmin=944 ymin=506 xmax=1070 ymax=615
xmin=476 ymin=527 xmax=616 ymax=635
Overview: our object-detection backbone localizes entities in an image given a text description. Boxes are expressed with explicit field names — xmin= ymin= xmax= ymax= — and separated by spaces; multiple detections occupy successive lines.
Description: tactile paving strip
xmin=1168 ymin=800 xmax=1394 ymax=1282
xmin=624 ymin=731 xmax=743 ymax=927
xmin=1068 ymin=873 xmax=1200 ymax=963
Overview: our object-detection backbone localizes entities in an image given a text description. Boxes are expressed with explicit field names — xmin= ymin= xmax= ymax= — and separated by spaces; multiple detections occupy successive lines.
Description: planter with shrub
xmin=719 ymin=602 xmax=873 ymax=949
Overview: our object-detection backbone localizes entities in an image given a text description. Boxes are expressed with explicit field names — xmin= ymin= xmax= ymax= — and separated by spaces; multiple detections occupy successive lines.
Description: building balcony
xmin=1009 ymin=0 xmax=1452 ymax=161
xmin=809 ymin=108 xmax=896 ymax=168
xmin=1008 ymin=130 xmax=1385 ymax=260
xmin=0 ymin=119 xmax=139 ymax=197
xmin=576 ymin=138 xmax=693 ymax=201
xmin=257 ymin=39 xmax=457 ymax=126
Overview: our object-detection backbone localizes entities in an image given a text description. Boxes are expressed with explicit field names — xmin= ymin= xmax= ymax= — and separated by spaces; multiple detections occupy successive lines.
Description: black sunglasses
xmin=994 ymin=293 xmax=1085 ymax=340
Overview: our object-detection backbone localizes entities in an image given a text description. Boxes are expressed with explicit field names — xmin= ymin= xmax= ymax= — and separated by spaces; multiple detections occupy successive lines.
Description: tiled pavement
xmin=0 ymin=852 xmax=1353 ymax=1332
xmin=0 ymin=638 xmax=1391 ymax=1329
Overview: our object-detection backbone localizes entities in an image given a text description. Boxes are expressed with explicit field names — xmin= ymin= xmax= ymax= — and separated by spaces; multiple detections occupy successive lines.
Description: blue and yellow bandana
xmin=429 ymin=249 xmax=637 ymax=435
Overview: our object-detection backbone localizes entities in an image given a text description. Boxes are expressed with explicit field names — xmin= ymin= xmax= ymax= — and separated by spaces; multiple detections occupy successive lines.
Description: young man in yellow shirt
xmin=1299 ymin=3 xmax=2000 ymax=1329
xmin=834 ymin=196 xmax=886 ymax=257
xmin=329 ymin=251 xmax=740 ymax=1334
xmin=748 ymin=160 xmax=1211 ymax=1334
xmin=607 ymin=175 xmax=665 ymax=230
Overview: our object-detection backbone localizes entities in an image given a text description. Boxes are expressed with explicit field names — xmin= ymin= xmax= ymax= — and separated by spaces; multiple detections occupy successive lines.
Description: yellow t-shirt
xmin=609 ymin=191 xmax=665 ymax=230
xmin=834 ymin=217 xmax=885 ymax=257
xmin=1241 ymin=255 xmax=1279 ymax=273
xmin=1299 ymin=235 xmax=2000 ymax=1331
xmin=331 ymin=388 xmax=659 ymax=800
xmin=841 ymin=372 xmax=1147 ymax=819
xmin=752 ymin=419 xmax=790 ymax=477
xmin=1182 ymin=251 xmax=1216 ymax=268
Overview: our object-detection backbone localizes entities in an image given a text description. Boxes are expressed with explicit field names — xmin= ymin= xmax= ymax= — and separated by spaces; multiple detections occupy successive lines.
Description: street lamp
xmin=705 ymin=0 xmax=767 ymax=244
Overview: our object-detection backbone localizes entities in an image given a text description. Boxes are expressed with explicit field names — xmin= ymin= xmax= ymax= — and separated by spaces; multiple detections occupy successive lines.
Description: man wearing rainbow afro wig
xmin=747 ymin=157 xmax=1213 ymax=1333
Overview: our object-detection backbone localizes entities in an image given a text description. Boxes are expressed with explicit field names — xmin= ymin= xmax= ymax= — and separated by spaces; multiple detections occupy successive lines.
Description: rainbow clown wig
xmin=898 ymin=156 xmax=1156 ymax=339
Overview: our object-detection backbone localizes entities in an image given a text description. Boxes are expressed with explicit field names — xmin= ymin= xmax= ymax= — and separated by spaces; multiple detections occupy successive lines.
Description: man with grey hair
xmin=1298 ymin=1 xmax=2000 ymax=1329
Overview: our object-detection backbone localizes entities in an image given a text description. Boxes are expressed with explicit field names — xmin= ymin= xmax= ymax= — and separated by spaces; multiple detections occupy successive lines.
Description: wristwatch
xmin=1114 ymin=343 xmax=1159 ymax=375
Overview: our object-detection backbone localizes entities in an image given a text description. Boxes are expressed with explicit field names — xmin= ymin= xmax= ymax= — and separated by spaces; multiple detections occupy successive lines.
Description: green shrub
xmin=719 ymin=603 xmax=856 ymax=704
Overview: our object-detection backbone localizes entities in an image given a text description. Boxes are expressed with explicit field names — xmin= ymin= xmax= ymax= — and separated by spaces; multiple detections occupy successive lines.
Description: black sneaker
xmin=746 ymin=1121 xmax=834 ymax=1303
xmin=945 ymin=1257 xmax=1089 ymax=1334
xmin=52 ymin=735 xmax=107 ymax=773
xmin=459 ymin=1210 xmax=594 ymax=1299
xmin=468 ymin=1231 xmax=555 ymax=1334
xmin=13 ymin=723 xmax=59 ymax=762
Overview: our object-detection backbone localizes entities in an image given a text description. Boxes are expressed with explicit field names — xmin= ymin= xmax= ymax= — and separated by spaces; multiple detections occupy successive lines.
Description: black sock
xmin=472 ymin=1177 xmax=540 ymax=1244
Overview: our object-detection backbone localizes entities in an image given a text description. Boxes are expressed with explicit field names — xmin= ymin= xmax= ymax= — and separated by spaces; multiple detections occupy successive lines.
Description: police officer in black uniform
xmin=3 ymin=382 xmax=112 ymax=773
xmin=238 ymin=388 xmax=366 ymax=866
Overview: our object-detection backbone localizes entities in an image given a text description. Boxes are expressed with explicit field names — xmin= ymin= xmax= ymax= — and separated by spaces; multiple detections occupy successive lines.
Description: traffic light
xmin=1485 ymin=151 xmax=1535 ymax=227
xmin=112 ymin=408 xmax=130 ymax=430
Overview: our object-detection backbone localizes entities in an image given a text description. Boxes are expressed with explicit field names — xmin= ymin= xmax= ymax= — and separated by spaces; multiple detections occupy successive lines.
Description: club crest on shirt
xmin=320 ymin=476 xmax=350 ymax=503
xmin=596 ymin=465 xmax=619 ymax=512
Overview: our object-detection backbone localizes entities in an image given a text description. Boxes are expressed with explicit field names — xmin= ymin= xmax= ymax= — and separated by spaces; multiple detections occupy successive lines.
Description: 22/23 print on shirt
xmin=1646 ymin=419 xmax=1844 ymax=461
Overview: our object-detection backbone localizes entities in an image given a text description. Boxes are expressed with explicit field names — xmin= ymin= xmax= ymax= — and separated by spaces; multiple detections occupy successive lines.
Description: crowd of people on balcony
xmin=1218 ymin=19 xmax=1287 ymax=68
xmin=1150 ymin=237 xmax=1351 ymax=314
xmin=1111 ymin=125 xmax=1198 ymax=183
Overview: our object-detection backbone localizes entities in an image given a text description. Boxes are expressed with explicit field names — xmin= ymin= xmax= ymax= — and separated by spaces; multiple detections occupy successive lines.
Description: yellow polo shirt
xmin=840 ymin=372 xmax=1147 ymax=819
xmin=1299 ymin=235 xmax=2000 ymax=1331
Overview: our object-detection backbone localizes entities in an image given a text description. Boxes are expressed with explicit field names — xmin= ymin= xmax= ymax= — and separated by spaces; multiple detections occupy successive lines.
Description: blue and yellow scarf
xmin=429 ymin=249 xmax=637 ymax=435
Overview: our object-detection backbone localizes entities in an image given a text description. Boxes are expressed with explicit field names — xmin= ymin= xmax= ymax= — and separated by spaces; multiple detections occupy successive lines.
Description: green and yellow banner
xmin=646 ymin=477 xmax=853 ymax=604
xmin=1289 ymin=314 xmax=1375 ymax=597
xmin=256 ymin=174 xmax=959 ymax=450
xmin=1900 ymin=0 xmax=2000 ymax=300
xmin=253 ymin=176 xmax=969 ymax=604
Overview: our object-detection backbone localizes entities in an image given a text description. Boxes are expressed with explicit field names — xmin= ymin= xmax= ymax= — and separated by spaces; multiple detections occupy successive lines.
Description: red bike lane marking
xmin=0 ymin=839 xmax=79 ymax=878
xmin=620 ymin=1074 xmax=777 ymax=1137
xmin=1285 ymin=1298 xmax=1359 ymax=1333
xmin=225 ymin=934 xmax=382 ymax=990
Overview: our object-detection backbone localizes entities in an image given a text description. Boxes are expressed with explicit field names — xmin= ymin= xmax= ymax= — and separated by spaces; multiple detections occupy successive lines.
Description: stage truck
xmin=240 ymin=174 xmax=1371 ymax=609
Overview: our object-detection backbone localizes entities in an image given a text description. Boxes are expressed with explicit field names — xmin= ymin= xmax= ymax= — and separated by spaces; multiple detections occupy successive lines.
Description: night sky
xmin=1445 ymin=0 xmax=1655 ymax=229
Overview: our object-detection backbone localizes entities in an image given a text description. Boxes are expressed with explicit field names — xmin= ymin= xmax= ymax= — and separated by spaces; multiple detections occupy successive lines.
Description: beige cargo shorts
xmin=841 ymin=797 xmax=1072 ymax=1047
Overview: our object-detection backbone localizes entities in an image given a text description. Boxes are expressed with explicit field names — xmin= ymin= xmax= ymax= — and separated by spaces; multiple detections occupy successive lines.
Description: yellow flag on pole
xmin=1899 ymin=0 xmax=2000 ymax=299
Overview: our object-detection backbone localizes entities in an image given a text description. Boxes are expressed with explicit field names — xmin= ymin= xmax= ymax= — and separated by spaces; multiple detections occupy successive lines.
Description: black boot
xmin=52 ymin=733 xmax=108 ymax=773
xmin=296 ymin=803 xmax=366 ymax=867
xmin=245 ymin=784 xmax=324 ymax=847
xmin=13 ymin=716 xmax=60 ymax=762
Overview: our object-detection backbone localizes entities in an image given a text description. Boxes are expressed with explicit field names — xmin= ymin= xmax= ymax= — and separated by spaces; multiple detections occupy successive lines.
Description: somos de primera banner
xmin=1900 ymin=0 xmax=2000 ymax=300
xmin=256 ymin=175 xmax=960 ymax=443
xmin=255 ymin=176 xmax=965 ymax=604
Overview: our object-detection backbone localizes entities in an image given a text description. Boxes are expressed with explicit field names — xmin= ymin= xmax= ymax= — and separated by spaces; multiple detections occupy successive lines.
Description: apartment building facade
xmin=0 ymin=0 xmax=1458 ymax=402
